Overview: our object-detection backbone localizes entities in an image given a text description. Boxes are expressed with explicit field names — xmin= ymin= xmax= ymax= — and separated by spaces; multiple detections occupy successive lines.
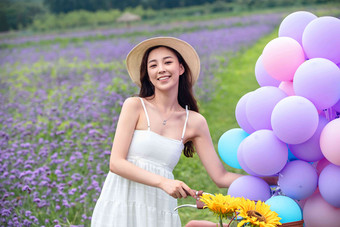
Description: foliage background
xmin=0 ymin=0 xmax=338 ymax=31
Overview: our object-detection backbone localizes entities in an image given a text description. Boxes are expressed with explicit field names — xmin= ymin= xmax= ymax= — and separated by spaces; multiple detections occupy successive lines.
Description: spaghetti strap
xmin=139 ymin=98 xmax=150 ymax=131
xmin=181 ymin=106 xmax=189 ymax=142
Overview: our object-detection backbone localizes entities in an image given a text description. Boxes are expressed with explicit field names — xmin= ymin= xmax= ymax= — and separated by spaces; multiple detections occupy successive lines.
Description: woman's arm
xmin=190 ymin=113 xmax=243 ymax=188
xmin=109 ymin=97 xmax=195 ymax=198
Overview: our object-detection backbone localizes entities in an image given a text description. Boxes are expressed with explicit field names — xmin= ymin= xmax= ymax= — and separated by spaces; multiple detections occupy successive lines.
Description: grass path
xmin=175 ymin=29 xmax=278 ymax=226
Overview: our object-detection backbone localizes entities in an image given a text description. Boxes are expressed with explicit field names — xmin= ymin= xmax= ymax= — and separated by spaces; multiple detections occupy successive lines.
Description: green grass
xmin=174 ymin=29 xmax=279 ymax=226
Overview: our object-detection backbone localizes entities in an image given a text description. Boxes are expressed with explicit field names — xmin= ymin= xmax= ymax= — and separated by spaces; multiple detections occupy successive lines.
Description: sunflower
xmin=237 ymin=198 xmax=281 ymax=227
xmin=200 ymin=193 xmax=240 ymax=219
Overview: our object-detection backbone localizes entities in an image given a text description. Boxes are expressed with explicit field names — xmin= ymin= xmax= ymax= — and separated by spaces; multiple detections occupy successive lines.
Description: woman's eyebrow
xmin=148 ymin=56 xmax=173 ymax=64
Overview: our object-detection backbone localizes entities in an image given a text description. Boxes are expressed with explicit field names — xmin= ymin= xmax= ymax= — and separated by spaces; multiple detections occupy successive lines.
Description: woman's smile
xmin=157 ymin=75 xmax=172 ymax=81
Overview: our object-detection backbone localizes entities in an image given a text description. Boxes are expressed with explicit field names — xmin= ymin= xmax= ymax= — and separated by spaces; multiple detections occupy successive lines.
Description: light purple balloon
xmin=302 ymin=16 xmax=340 ymax=64
xmin=271 ymin=96 xmax=319 ymax=144
xmin=288 ymin=115 xmax=328 ymax=162
xmin=319 ymin=164 xmax=340 ymax=208
xmin=235 ymin=92 xmax=256 ymax=134
xmin=237 ymin=139 xmax=262 ymax=176
xmin=227 ymin=175 xmax=271 ymax=201
xmin=255 ymin=55 xmax=280 ymax=87
xmin=246 ymin=86 xmax=287 ymax=130
xmin=279 ymin=11 xmax=317 ymax=45
xmin=242 ymin=129 xmax=288 ymax=176
xmin=278 ymin=160 xmax=318 ymax=200
xmin=294 ymin=58 xmax=340 ymax=110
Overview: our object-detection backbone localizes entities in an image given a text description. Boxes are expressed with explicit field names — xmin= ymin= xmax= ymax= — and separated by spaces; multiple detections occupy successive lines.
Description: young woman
xmin=91 ymin=37 xmax=244 ymax=227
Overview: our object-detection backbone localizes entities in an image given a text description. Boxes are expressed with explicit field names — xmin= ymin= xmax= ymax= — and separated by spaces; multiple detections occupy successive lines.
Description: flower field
xmin=0 ymin=13 xmax=283 ymax=226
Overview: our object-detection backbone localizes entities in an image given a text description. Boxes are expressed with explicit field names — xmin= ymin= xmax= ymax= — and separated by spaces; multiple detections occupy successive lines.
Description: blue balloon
xmin=265 ymin=196 xmax=302 ymax=223
xmin=218 ymin=128 xmax=249 ymax=169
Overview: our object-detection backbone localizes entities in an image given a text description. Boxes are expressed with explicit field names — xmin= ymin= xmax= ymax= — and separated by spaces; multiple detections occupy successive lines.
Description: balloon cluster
xmin=218 ymin=11 xmax=340 ymax=226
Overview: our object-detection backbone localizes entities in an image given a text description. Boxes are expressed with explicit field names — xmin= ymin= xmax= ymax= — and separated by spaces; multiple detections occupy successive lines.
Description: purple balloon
xmin=242 ymin=130 xmax=288 ymax=176
xmin=294 ymin=58 xmax=340 ymax=110
xmin=332 ymin=98 xmax=340 ymax=112
xmin=246 ymin=86 xmax=287 ymax=130
xmin=271 ymin=96 xmax=319 ymax=144
xmin=288 ymin=115 xmax=328 ymax=162
xmin=279 ymin=11 xmax=317 ymax=45
xmin=227 ymin=175 xmax=271 ymax=201
xmin=237 ymin=139 xmax=262 ymax=176
xmin=278 ymin=160 xmax=318 ymax=200
xmin=235 ymin=92 xmax=256 ymax=134
xmin=255 ymin=55 xmax=280 ymax=87
xmin=302 ymin=16 xmax=340 ymax=64
xmin=319 ymin=164 xmax=340 ymax=208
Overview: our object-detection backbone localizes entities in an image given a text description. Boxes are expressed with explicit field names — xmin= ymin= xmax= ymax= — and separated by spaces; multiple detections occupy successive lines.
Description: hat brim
xmin=126 ymin=37 xmax=200 ymax=87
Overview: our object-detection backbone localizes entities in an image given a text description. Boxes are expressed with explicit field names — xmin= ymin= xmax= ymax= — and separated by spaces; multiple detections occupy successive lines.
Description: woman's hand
xmin=159 ymin=178 xmax=195 ymax=199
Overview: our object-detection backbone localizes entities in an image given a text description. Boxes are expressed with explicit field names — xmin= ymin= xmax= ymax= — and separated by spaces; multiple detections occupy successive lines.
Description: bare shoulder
xmin=186 ymin=111 xmax=209 ymax=140
xmin=188 ymin=111 xmax=208 ymax=126
xmin=121 ymin=97 xmax=142 ymax=111
xmin=117 ymin=97 xmax=142 ymax=129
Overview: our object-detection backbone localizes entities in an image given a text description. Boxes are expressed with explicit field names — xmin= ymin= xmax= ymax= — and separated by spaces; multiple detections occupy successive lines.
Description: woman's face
xmin=146 ymin=46 xmax=185 ymax=90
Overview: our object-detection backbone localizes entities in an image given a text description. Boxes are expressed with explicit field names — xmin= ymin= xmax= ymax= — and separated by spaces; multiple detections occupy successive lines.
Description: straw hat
xmin=126 ymin=37 xmax=200 ymax=87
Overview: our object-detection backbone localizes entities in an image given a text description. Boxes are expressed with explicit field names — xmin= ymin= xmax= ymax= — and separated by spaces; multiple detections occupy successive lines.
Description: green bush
xmin=0 ymin=1 xmax=47 ymax=31
xmin=30 ymin=9 xmax=121 ymax=31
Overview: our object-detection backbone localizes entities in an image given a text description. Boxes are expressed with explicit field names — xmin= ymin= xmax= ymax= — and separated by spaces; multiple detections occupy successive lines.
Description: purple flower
xmin=25 ymin=210 xmax=32 ymax=217
xmin=22 ymin=185 xmax=31 ymax=194
xmin=1 ymin=208 xmax=11 ymax=216
xmin=33 ymin=198 xmax=41 ymax=204
xmin=68 ymin=188 xmax=77 ymax=195
xmin=23 ymin=219 xmax=32 ymax=226
xmin=62 ymin=199 xmax=71 ymax=208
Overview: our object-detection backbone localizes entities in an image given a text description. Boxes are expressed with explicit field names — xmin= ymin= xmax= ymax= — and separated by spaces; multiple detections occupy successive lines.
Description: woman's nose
xmin=158 ymin=64 xmax=166 ymax=74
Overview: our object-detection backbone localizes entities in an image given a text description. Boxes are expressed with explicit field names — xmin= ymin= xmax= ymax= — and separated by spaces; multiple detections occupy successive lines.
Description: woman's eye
xmin=149 ymin=64 xmax=156 ymax=68
xmin=165 ymin=61 xmax=173 ymax=65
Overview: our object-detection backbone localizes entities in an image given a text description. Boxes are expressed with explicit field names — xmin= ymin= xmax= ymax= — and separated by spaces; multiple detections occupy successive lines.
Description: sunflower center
xmin=247 ymin=210 xmax=266 ymax=222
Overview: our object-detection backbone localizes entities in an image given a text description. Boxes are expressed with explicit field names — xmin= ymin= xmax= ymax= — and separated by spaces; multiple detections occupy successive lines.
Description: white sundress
xmin=91 ymin=98 xmax=189 ymax=227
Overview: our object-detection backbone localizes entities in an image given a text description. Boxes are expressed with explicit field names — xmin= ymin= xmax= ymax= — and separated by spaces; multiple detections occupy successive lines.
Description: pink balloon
xmin=255 ymin=55 xmax=280 ymax=87
xmin=288 ymin=115 xmax=328 ymax=162
xmin=302 ymin=16 xmax=340 ymax=64
xmin=271 ymin=96 xmax=319 ymax=144
xmin=235 ymin=92 xmax=256 ymax=134
xmin=279 ymin=81 xmax=295 ymax=96
xmin=279 ymin=11 xmax=317 ymax=45
xmin=242 ymin=130 xmax=288 ymax=176
xmin=246 ymin=86 xmax=287 ymax=130
xmin=296 ymin=198 xmax=307 ymax=210
xmin=262 ymin=37 xmax=305 ymax=81
xmin=293 ymin=58 xmax=340 ymax=110
xmin=320 ymin=118 xmax=340 ymax=166
xmin=303 ymin=192 xmax=340 ymax=227
xmin=316 ymin=158 xmax=331 ymax=175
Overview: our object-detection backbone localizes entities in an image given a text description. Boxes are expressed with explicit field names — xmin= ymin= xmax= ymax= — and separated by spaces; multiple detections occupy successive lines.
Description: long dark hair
xmin=139 ymin=45 xmax=199 ymax=157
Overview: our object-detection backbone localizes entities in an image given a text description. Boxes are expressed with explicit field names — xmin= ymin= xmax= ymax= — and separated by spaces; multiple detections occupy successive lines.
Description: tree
xmin=0 ymin=1 xmax=46 ymax=31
